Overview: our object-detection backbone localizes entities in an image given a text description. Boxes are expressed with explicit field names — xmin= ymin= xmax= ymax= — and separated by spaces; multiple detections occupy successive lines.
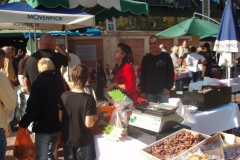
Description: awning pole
xmin=65 ymin=27 xmax=68 ymax=52
xmin=28 ymin=30 xmax=31 ymax=53
xmin=34 ymin=24 xmax=37 ymax=51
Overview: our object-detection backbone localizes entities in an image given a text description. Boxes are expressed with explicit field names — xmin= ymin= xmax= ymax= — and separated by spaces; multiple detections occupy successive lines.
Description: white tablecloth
xmin=188 ymin=81 xmax=204 ymax=91
xmin=94 ymin=134 xmax=147 ymax=160
xmin=188 ymin=78 xmax=240 ymax=92
xmin=175 ymin=70 xmax=189 ymax=79
xmin=183 ymin=103 xmax=240 ymax=135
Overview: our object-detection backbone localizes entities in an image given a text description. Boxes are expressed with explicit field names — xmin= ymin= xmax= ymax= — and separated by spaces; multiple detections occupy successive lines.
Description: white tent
xmin=0 ymin=2 xmax=95 ymax=30
xmin=0 ymin=2 xmax=95 ymax=50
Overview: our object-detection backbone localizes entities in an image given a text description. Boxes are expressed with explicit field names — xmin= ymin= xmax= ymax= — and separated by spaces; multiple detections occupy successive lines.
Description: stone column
xmin=105 ymin=32 xmax=118 ymax=69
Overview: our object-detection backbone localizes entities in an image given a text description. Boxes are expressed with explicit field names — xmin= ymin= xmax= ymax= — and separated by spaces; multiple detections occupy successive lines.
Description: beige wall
xmin=66 ymin=31 xmax=214 ymax=69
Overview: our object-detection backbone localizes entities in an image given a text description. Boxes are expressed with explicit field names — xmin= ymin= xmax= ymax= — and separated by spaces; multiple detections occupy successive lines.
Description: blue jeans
xmin=35 ymin=131 xmax=60 ymax=160
xmin=63 ymin=144 xmax=91 ymax=160
xmin=189 ymin=71 xmax=199 ymax=82
xmin=0 ymin=128 xmax=6 ymax=160
xmin=147 ymin=91 xmax=170 ymax=103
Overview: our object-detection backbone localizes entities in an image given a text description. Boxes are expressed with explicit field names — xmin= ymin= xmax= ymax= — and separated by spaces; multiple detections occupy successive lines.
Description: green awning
xmin=156 ymin=17 xmax=219 ymax=37
xmin=26 ymin=0 xmax=149 ymax=25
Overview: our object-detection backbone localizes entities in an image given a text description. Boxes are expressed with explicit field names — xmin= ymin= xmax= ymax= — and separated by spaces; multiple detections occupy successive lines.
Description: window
xmin=178 ymin=0 xmax=191 ymax=8
xmin=161 ymin=0 xmax=176 ymax=7
xmin=148 ymin=0 xmax=162 ymax=6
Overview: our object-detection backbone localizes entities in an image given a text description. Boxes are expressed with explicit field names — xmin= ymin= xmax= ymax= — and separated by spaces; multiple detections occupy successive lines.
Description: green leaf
xmin=103 ymin=124 xmax=114 ymax=135
xmin=108 ymin=89 xmax=126 ymax=102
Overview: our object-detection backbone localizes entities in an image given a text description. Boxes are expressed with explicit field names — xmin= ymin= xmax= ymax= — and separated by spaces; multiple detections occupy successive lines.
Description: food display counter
xmin=93 ymin=102 xmax=240 ymax=159
xmin=182 ymin=102 xmax=240 ymax=135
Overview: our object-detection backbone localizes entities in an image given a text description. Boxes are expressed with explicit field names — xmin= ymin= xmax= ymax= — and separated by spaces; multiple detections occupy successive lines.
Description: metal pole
xmin=28 ymin=30 xmax=32 ymax=54
xmin=193 ymin=12 xmax=220 ymax=24
xmin=34 ymin=23 xmax=37 ymax=52
xmin=64 ymin=28 xmax=68 ymax=52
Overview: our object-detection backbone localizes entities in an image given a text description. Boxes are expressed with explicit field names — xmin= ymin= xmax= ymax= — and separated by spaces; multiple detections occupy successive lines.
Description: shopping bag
xmin=13 ymin=127 xmax=36 ymax=160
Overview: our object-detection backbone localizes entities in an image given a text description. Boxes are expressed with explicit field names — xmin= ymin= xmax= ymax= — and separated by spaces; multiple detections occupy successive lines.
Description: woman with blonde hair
xmin=38 ymin=58 xmax=55 ymax=72
xmin=19 ymin=58 xmax=66 ymax=160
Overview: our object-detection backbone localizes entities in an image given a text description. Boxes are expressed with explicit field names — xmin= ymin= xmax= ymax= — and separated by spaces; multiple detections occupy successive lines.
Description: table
xmin=188 ymin=78 xmax=240 ymax=92
xmin=175 ymin=70 xmax=189 ymax=79
xmin=182 ymin=102 xmax=240 ymax=135
xmin=94 ymin=134 xmax=147 ymax=160
xmin=188 ymin=81 xmax=204 ymax=91
xmin=94 ymin=103 xmax=240 ymax=159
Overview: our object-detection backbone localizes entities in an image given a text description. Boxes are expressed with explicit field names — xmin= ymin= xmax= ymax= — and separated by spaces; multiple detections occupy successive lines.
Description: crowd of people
xmin=0 ymin=33 xmax=219 ymax=160
xmin=168 ymin=40 xmax=216 ymax=82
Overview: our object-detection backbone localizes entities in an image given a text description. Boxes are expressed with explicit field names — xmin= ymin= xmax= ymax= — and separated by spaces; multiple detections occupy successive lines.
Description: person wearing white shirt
xmin=170 ymin=46 xmax=182 ymax=68
xmin=186 ymin=47 xmax=206 ymax=82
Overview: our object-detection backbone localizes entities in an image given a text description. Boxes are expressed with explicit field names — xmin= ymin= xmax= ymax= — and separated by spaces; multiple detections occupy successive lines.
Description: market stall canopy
xmin=24 ymin=28 xmax=102 ymax=38
xmin=0 ymin=2 xmax=95 ymax=30
xmin=188 ymin=34 xmax=217 ymax=42
xmin=156 ymin=17 xmax=219 ymax=37
xmin=213 ymin=0 xmax=240 ymax=83
xmin=0 ymin=29 xmax=42 ymax=37
xmin=199 ymin=34 xmax=217 ymax=41
xmin=195 ymin=25 xmax=240 ymax=42
xmin=26 ymin=0 xmax=149 ymax=24
xmin=213 ymin=0 xmax=240 ymax=53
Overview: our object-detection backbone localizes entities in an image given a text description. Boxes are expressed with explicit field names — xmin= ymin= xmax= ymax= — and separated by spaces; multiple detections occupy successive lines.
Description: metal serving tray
xmin=134 ymin=102 xmax=178 ymax=116
xmin=140 ymin=129 xmax=211 ymax=160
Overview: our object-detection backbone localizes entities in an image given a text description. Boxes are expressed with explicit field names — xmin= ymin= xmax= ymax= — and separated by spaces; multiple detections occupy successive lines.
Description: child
xmin=95 ymin=59 xmax=106 ymax=100
xmin=59 ymin=64 xmax=98 ymax=160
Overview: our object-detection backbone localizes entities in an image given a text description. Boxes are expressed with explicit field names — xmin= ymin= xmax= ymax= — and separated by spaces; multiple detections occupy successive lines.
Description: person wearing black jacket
xmin=140 ymin=35 xmax=174 ymax=103
xmin=19 ymin=58 xmax=65 ymax=160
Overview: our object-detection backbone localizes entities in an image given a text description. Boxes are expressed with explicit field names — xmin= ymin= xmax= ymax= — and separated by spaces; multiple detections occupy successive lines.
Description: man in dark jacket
xmin=140 ymin=35 xmax=174 ymax=103
xmin=19 ymin=58 xmax=65 ymax=160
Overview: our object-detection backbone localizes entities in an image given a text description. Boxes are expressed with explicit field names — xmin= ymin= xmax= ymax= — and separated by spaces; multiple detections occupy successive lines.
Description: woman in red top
xmin=105 ymin=43 xmax=138 ymax=103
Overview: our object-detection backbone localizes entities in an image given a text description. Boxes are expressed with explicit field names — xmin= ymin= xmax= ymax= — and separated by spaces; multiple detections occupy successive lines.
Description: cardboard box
xmin=140 ymin=129 xmax=210 ymax=160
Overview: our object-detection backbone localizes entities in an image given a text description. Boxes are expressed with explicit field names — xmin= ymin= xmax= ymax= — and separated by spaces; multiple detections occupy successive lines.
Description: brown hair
xmin=118 ymin=43 xmax=134 ymax=64
xmin=71 ymin=64 xmax=88 ymax=88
